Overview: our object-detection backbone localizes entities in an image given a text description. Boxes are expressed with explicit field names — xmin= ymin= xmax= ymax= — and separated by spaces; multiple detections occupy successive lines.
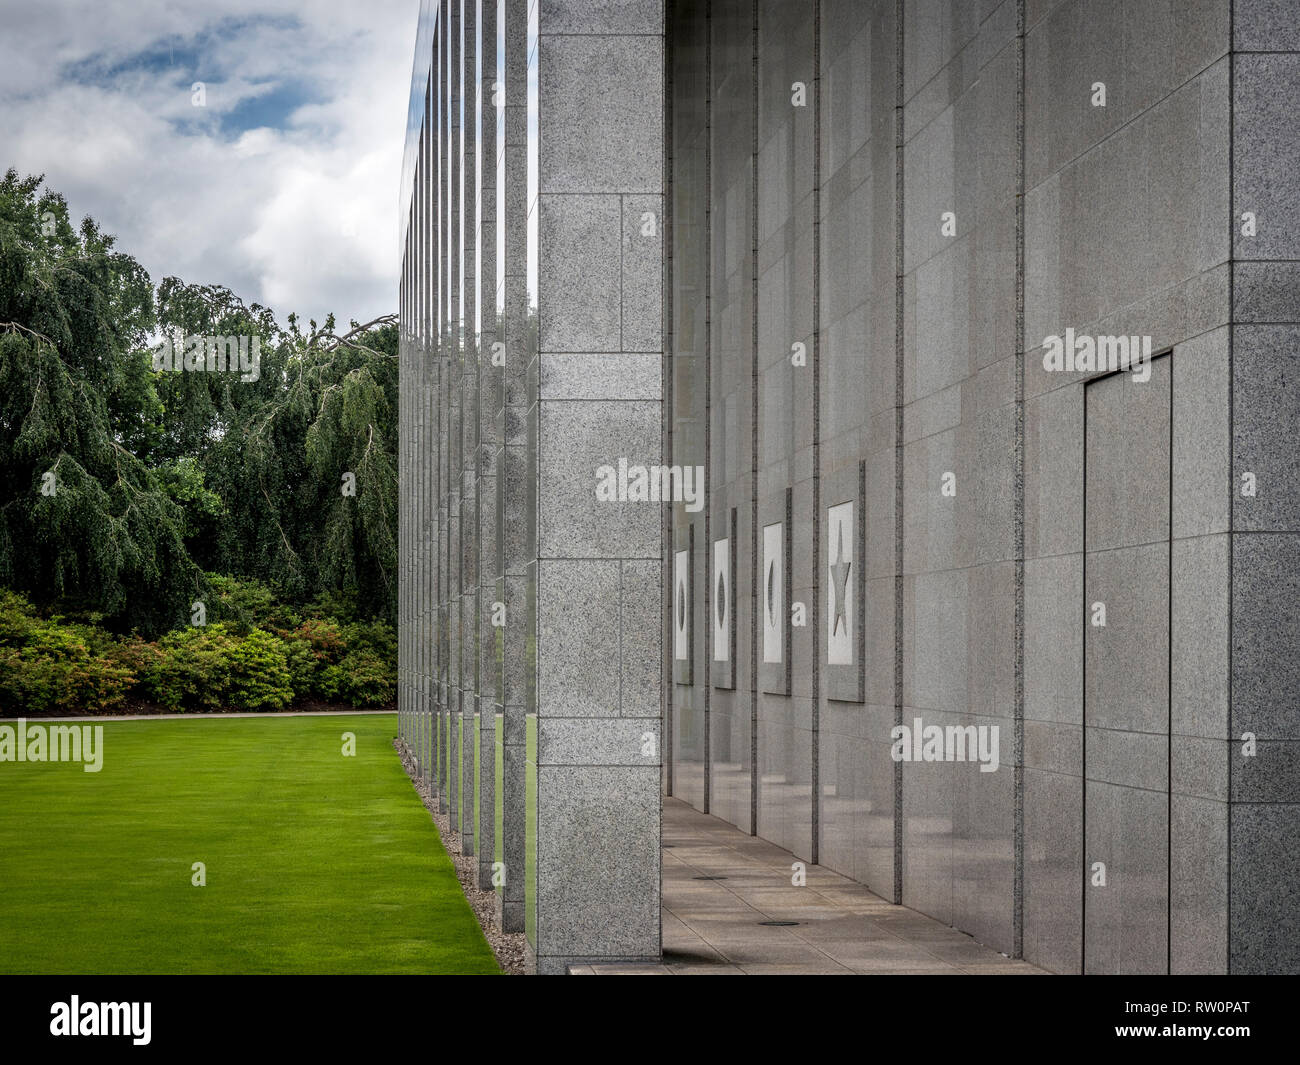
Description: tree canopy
xmin=0 ymin=170 xmax=397 ymax=636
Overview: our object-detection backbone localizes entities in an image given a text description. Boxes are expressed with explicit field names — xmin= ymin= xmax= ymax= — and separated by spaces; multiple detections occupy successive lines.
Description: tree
xmin=0 ymin=169 xmax=199 ymax=634
xmin=0 ymin=171 xmax=399 ymax=634
xmin=203 ymin=308 xmax=398 ymax=617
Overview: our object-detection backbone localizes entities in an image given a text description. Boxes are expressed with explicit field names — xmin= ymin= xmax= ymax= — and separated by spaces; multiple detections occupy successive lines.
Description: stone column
xmin=529 ymin=0 xmax=665 ymax=974
xmin=415 ymin=118 xmax=425 ymax=784
xmin=447 ymin=0 xmax=463 ymax=831
xmin=477 ymin=0 xmax=500 ymax=892
xmin=498 ymin=0 xmax=530 ymax=936
xmin=435 ymin=6 xmax=447 ymax=804
xmin=1228 ymin=0 xmax=1300 ymax=973
xmin=399 ymin=213 xmax=409 ymax=754
xmin=428 ymin=34 xmax=441 ymax=797
xmin=459 ymin=0 xmax=479 ymax=853
xmin=438 ymin=0 xmax=453 ymax=815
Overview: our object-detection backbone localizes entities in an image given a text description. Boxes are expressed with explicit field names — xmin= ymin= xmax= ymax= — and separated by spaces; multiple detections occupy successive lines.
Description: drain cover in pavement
xmin=759 ymin=920 xmax=799 ymax=926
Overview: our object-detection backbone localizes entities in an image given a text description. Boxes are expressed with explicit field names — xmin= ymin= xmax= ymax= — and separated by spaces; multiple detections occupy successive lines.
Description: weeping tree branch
xmin=305 ymin=314 xmax=398 ymax=360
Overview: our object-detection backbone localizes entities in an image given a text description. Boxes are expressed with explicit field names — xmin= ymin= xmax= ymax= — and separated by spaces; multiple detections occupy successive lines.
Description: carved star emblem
xmin=829 ymin=519 xmax=851 ymax=638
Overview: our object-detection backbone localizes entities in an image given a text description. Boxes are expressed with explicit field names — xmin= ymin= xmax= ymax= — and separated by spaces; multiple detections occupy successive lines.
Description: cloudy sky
xmin=0 ymin=0 xmax=418 ymax=327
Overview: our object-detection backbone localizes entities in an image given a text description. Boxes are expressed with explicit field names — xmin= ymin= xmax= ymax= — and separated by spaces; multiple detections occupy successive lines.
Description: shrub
xmin=304 ymin=588 xmax=360 ymax=624
xmin=225 ymin=629 xmax=294 ymax=711
xmin=206 ymin=575 xmax=302 ymax=636
xmin=0 ymin=589 xmax=42 ymax=646
xmin=145 ymin=624 xmax=239 ymax=711
xmin=338 ymin=619 xmax=397 ymax=660
xmin=0 ymin=624 xmax=134 ymax=714
xmin=281 ymin=618 xmax=348 ymax=698
xmin=282 ymin=637 xmax=318 ymax=698
xmin=104 ymin=633 xmax=165 ymax=684
xmin=294 ymin=617 xmax=346 ymax=659
xmin=320 ymin=648 xmax=396 ymax=707
xmin=0 ymin=582 xmax=393 ymax=714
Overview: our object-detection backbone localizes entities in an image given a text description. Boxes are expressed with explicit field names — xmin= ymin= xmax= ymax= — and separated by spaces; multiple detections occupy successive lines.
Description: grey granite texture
xmin=393 ymin=0 xmax=1300 ymax=976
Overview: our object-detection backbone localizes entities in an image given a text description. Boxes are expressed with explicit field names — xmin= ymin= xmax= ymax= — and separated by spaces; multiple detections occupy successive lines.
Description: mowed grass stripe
xmin=0 ymin=714 xmax=499 ymax=974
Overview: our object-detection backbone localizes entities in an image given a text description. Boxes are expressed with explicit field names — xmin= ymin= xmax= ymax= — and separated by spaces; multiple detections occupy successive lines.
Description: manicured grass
xmin=0 ymin=714 xmax=500 ymax=974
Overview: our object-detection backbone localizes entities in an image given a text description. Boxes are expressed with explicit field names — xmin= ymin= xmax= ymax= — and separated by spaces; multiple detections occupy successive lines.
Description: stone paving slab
xmin=573 ymin=797 xmax=1047 ymax=976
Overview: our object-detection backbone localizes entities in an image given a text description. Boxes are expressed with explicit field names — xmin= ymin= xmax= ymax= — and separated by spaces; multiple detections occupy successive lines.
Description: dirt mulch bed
xmin=394 ymin=740 xmax=527 ymax=975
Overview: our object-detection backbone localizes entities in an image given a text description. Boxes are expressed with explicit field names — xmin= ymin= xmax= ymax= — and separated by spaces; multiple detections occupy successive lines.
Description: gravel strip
xmin=394 ymin=740 xmax=527 ymax=975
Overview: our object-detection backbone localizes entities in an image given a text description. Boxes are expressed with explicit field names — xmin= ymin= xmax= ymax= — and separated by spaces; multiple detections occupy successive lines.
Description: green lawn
xmin=0 ymin=713 xmax=500 ymax=974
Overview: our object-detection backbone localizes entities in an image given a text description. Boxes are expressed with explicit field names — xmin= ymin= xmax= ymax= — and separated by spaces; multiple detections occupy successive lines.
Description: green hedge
xmin=0 ymin=588 xmax=395 ymax=715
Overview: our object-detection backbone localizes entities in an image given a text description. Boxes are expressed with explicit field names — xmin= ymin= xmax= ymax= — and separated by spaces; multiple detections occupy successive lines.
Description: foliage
xmin=225 ymin=628 xmax=294 ymax=711
xmin=0 ymin=171 xmax=398 ymax=640
xmin=204 ymin=309 xmax=398 ymax=617
xmin=156 ymin=457 xmax=224 ymax=542
xmin=0 ymin=623 xmax=135 ymax=714
xmin=0 ymin=171 xmax=199 ymax=635
xmin=320 ymin=649 xmax=397 ymax=707
xmin=206 ymin=574 xmax=301 ymax=635
xmin=146 ymin=624 xmax=239 ymax=711
xmin=0 ymin=588 xmax=393 ymax=714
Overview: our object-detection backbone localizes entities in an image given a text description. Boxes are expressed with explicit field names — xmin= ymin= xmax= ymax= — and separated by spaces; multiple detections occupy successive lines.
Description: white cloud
xmin=0 ymin=0 xmax=418 ymax=327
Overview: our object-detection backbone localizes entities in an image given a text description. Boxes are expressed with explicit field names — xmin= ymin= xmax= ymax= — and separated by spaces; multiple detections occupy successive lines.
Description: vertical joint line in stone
xmin=809 ymin=0 xmax=822 ymax=868
xmin=701 ymin=0 xmax=718 ymax=815
xmin=892 ymin=0 xmax=905 ymax=907
xmin=1166 ymin=334 xmax=1174 ymax=975
xmin=1012 ymin=0 xmax=1026 ymax=960
xmin=1224 ymin=5 xmax=1235 ymax=975
xmin=1080 ymin=384 xmax=1088 ymax=968
xmin=702 ymin=0 xmax=717 ymax=823
xmin=748 ymin=0 xmax=760 ymax=834
xmin=620 ymin=192 xmax=626 ymax=348
xmin=663 ymin=0 xmax=676 ymax=799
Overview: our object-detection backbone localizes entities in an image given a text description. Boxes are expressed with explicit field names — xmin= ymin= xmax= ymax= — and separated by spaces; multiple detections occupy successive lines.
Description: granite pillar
xmin=499 ymin=0 xmax=530 ymax=935
xmin=528 ymin=0 xmax=665 ymax=974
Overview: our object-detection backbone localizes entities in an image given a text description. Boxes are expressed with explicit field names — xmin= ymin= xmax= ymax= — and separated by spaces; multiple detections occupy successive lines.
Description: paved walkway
xmin=571 ymin=797 xmax=1045 ymax=975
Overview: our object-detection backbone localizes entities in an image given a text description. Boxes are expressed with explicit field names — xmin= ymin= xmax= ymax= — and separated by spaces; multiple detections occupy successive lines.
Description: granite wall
xmin=397 ymin=0 xmax=1300 ymax=975
xmin=663 ymin=0 xmax=1298 ymax=975
xmin=398 ymin=0 xmax=665 ymax=975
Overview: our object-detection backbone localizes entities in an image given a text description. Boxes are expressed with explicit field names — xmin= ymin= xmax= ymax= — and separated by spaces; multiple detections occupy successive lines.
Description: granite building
xmin=398 ymin=0 xmax=1300 ymax=974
